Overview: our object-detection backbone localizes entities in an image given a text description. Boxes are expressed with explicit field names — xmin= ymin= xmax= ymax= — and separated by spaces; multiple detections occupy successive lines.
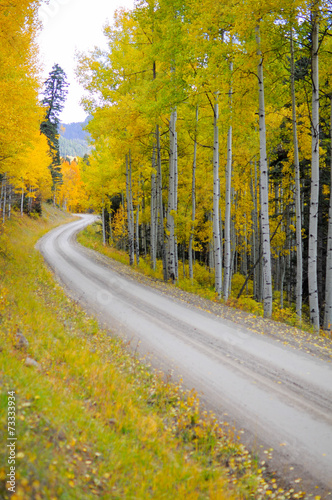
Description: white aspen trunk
xmin=8 ymin=185 xmax=11 ymax=219
xmin=224 ymin=62 xmax=233 ymax=301
xmin=0 ymin=179 xmax=3 ymax=214
xmin=126 ymin=154 xmax=135 ymax=265
xmin=224 ymin=125 xmax=232 ymax=301
xmin=290 ymin=29 xmax=303 ymax=321
xmin=244 ymin=223 xmax=248 ymax=295
xmin=324 ymin=98 xmax=332 ymax=331
xmin=121 ymin=191 xmax=125 ymax=251
xmin=308 ymin=6 xmax=320 ymax=331
xmin=250 ymin=170 xmax=257 ymax=299
xmin=254 ymin=161 xmax=262 ymax=301
xmin=189 ymin=106 xmax=198 ymax=282
xmin=156 ymin=129 xmax=165 ymax=276
xmin=28 ymin=186 xmax=32 ymax=213
xmin=219 ymin=207 xmax=223 ymax=276
xmin=141 ymin=190 xmax=147 ymax=257
xmin=174 ymin=128 xmax=178 ymax=280
xmin=150 ymin=166 xmax=157 ymax=270
xmin=102 ymin=206 xmax=106 ymax=246
xmin=280 ymin=255 xmax=285 ymax=309
xmin=2 ymin=176 xmax=7 ymax=224
xmin=167 ymin=110 xmax=177 ymax=282
xmin=129 ymin=152 xmax=135 ymax=265
xmin=229 ymin=214 xmax=236 ymax=294
xmin=109 ymin=212 xmax=113 ymax=244
xmin=136 ymin=204 xmax=140 ymax=266
xmin=213 ymin=95 xmax=222 ymax=297
xmin=20 ymin=187 xmax=24 ymax=217
xmin=126 ymin=155 xmax=130 ymax=251
xmin=156 ymin=125 xmax=167 ymax=280
xmin=256 ymin=26 xmax=273 ymax=318
xmin=208 ymin=212 xmax=214 ymax=270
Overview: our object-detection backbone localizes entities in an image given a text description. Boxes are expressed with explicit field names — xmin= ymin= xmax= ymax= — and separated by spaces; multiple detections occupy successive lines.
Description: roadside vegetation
xmin=78 ymin=222 xmax=315 ymax=333
xmin=0 ymin=207 xmax=306 ymax=499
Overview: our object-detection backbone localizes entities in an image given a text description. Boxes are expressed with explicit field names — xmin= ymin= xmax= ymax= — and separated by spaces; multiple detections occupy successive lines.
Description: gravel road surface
xmin=37 ymin=214 xmax=332 ymax=497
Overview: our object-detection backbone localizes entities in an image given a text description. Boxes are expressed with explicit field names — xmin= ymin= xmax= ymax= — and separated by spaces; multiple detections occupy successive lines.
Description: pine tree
xmin=40 ymin=64 xmax=69 ymax=188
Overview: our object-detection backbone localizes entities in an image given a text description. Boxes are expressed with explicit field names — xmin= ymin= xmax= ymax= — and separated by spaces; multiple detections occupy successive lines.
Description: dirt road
xmin=37 ymin=214 xmax=332 ymax=496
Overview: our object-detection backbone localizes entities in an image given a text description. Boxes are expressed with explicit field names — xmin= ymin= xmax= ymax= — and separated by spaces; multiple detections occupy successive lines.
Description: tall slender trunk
xmin=308 ymin=5 xmax=320 ymax=331
xmin=156 ymin=125 xmax=167 ymax=280
xmin=136 ymin=204 xmax=140 ymax=266
xmin=0 ymin=179 xmax=3 ymax=215
xmin=208 ymin=211 xmax=214 ymax=270
xmin=324 ymin=97 xmax=332 ymax=331
xmin=129 ymin=152 xmax=135 ymax=264
xmin=189 ymin=106 xmax=198 ymax=282
xmin=21 ymin=187 xmax=24 ymax=217
xmin=167 ymin=110 xmax=177 ymax=282
xmin=213 ymin=94 xmax=222 ymax=297
xmin=256 ymin=25 xmax=272 ymax=318
xmin=141 ymin=189 xmax=147 ymax=257
xmin=251 ymin=166 xmax=259 ymax=300
xmin=174 ymin=125 xmax=178 ymax=280
xmin=109 ymin=211 xmax=113 ymax=244
xmin=290 ymin=29 xmax=303 ymax=321
xmin=2 ymin=175 xmax=7 ymax=224
xmin=224 ymin=63 xmax=233 ymax=300
xmin=150 ymin=153 xmax=157 ymax=270
xmin=126 ymin=153 xmax=135 ymax=265
xmin=102 ymin=206 xmax=106 ymax=246
xmin=8 ymin=185 xmax=11 ymax=219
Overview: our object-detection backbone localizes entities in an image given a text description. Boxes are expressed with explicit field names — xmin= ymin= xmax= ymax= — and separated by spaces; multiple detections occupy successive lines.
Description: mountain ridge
xmin=59 ymin=117 xmax=92 ymax=158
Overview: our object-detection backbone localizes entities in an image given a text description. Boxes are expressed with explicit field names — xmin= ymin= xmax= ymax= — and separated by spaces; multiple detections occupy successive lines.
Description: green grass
xmin=0 ymin=206 xmax=300 ymax=499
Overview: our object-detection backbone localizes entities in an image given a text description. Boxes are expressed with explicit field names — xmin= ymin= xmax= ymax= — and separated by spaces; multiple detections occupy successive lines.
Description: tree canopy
xmin=76 ymin=0 xmax=332 ymax=330
xmin=0 ymin=0 xmax=53 ymax=217
xmin=40 ymin=63 xmax=69 ymax=187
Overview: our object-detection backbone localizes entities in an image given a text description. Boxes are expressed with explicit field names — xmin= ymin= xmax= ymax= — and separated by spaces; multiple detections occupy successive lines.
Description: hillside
xmin=0 ymin=207 xmax=292 ymax=499
xmin=59 ymin=117 xmax=92 ymax=158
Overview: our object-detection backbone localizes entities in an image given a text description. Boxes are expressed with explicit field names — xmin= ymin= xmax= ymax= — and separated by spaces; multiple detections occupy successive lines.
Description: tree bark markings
xmin=256 ymin=25 xmax=272 ymax=318
xmin=308 ymin=4 xmax=320 ymax=331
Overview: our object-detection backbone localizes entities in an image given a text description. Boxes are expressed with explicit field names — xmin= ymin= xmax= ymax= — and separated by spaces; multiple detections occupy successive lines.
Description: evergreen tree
xmin=40 ymin=64 xmax=69 ymax=187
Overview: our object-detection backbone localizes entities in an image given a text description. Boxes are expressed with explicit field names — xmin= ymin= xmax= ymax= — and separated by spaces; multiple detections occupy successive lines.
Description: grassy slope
xmin=0 ymin=207 xmax=300 ymax=500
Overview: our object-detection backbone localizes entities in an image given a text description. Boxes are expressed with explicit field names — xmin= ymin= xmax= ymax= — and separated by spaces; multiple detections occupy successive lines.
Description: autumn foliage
xmin=0 ymin=1 xmax=52 ymax=218
xmin=76 ymin=0 xmax=332 ymax=330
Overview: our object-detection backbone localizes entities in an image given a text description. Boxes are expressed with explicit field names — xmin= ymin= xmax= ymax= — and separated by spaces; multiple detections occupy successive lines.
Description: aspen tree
xmin=189 ymin=106 xmax=198 ymax=281
xmin=308 ymin=2 xmax=320 ymax=331
xmin=213 ymin=94 xmax=222 ymax=297
xmin=256 ymin=24 xmax=273 ymax=318
xmin=290 ymin=28 xmax=303 ymax=321
xmin=156 ymin=125 xmax=167 ymax=280
xmin=102 ymin=206 xmax=106 ymax=245
xmin=136 ymin=204 xmax=140 ymax=265
xmin=223 ymin=60 xmax=233 ymax=302
xmin=126 ymin=154 xmax=135 ymax=265
xmin=324 ymin=97 xmax=332 ymax=331
xmin=167 ymin=110 xmax=177 ymax=281
xmin=150 ymin=157 xmax=157 ymax=270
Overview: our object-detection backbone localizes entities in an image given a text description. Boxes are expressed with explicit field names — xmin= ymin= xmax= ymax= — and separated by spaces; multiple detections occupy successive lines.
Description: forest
xmin=73 ymin=0 xmax=332 ymax=332
xmin=0 ymin=1 xmax=53 ymax=216
xmin=1 ymin=0 xmax=332 ymax=332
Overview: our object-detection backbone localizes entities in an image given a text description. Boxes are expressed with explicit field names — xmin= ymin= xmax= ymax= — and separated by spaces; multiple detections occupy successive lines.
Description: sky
xmin=37 ymin=0 xmax=134 ymax=124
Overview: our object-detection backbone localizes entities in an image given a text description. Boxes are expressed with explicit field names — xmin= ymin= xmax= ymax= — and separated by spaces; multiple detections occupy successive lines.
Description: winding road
xmin=37 ymin=214 xmax=332 ymax=496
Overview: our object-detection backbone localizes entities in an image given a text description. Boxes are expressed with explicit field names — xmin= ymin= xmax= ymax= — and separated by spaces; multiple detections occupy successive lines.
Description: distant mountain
xmin=59 ymin=117 xmax=92 ymax=158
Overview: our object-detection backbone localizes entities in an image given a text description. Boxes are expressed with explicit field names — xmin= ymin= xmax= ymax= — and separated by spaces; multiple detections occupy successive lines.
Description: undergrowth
xmin=77 ymin=222 xmax=313 ymax=332
xmin=0 ymin=207 xmax=305 ymax=499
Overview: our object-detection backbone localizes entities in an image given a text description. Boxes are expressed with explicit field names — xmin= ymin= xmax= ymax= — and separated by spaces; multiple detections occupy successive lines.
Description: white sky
xmin=37 ymin=0 xmax=134 ymax=123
